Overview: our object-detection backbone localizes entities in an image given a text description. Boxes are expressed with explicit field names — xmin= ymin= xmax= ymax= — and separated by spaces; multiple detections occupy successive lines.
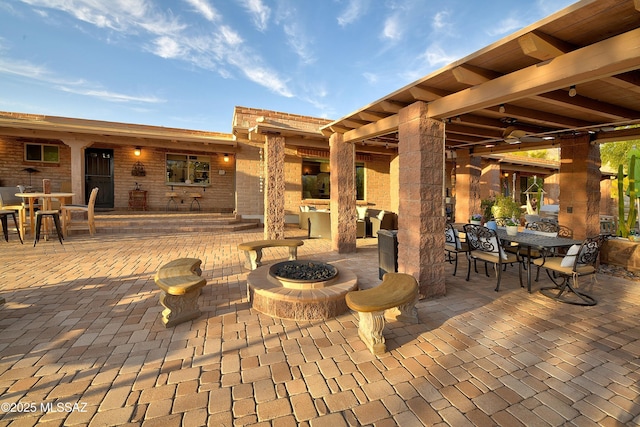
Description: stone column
xmin=454 ymin=149 xmax=482 ymax=223
xmin=481 ymin=161 xmax=501 ymax=202
xmin=397 ymin=101 xmax=445 ymax=298
xmin=558 ymin=133 xmax=601 ymax=239
xmin=389 ymin=154 xmax=400 ymax=213
xmin=264 ymin=134 xmax=286 ymax=240
xmin=61 ymin=139 xmax=90 ymax=204
xmin=329 ymin=133 xmax=357 ymax=253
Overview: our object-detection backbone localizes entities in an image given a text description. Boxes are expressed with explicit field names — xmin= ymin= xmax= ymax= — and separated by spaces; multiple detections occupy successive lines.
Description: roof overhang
xmin=320 ymin=0 xmax=640 ymax=155
xmin=0 ymin=112 xmax=237 ymax=148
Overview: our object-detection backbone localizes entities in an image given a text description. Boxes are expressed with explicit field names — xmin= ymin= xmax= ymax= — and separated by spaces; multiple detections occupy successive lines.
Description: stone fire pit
xmin=247 ymin=260 xmax=358 ymax=321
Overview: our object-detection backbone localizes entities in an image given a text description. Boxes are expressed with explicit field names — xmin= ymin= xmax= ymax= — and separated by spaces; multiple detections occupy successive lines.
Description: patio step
xmin=87 ymin=211 xmax=260 ymax=235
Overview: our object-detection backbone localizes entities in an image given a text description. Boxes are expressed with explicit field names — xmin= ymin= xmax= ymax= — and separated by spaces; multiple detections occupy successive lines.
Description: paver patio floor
xmin=0 ymin=227 xmax=639 ymax=426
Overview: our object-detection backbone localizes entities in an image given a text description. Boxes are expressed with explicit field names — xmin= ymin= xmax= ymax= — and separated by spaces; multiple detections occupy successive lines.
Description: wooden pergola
xmin=321 ymin=0 xmax=640 ymax=151
xmin=319 ymin=0 xmax=640 ymax=297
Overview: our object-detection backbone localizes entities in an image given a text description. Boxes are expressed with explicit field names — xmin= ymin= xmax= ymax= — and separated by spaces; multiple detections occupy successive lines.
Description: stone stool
xmin=165 ymin=192 xmax=179 ymax=211
xmin=34 ymin=210 xmax=64 ymax=246
xmin=0 ymin=209 xmax=23 ymax=244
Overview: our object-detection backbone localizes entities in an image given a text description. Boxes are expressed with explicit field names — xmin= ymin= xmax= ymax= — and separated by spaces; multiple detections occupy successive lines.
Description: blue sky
xmin=0 ymin=0 xmax=575 ymax=132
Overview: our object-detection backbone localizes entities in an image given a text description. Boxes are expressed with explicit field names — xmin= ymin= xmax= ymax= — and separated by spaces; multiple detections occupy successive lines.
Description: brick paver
xmin=1 ymin=226 xmax=639 ymax=426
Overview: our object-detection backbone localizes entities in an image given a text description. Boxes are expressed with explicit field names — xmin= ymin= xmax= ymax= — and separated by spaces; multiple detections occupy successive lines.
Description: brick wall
xmin=235 ymin=140 xmax=264 ymax=216
xmin=0 ymin=137 xmax=235 ymax=211
xmin=363 ymin=154 xmax=392 ymax=211
xmin=0 ymin=137 xmax=71 ymax=191
xmin=112 ymin=145 xmax=236 ymax=212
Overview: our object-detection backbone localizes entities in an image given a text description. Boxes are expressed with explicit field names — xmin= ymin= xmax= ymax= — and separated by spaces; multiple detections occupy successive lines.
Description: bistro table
xmin=496 ymin=228 xmax=581 ymax=293
xmin=15 ymin=192 xmax=74 ymax=236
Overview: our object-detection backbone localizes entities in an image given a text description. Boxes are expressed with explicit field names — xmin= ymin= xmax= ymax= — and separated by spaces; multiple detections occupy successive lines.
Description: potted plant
xmin=469 ymin=214 xmax=482 ymax=225
xmin=505 ymin=218 xmax=519 ymax=236
xmin=492 ymin=194 xmax=522 ymax=223
xmin=617 ymin=154 xmax=638 ymax=239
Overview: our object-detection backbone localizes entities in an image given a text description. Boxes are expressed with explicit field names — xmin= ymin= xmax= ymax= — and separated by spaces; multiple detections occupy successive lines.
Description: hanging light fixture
xmin=134 ymin=146 xmax=141 ymax=157
xmin=223 ymin=153 xmax=230 ymax=162
xmin=499 ymin=104 xmax=506 ymax=113
xmin=568 ymin=85 xmax=577 ymax=97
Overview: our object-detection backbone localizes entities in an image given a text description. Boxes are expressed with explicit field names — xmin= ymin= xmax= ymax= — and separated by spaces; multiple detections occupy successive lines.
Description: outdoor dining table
xmin=496 ymin=228 xmax=582 ymax=293
xmin=15 ymin=192 xmax=74 ymax=236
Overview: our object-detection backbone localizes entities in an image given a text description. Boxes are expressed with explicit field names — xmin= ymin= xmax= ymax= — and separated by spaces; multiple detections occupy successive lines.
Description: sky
xmin=0 ymin=0 xmax=576 ymax=133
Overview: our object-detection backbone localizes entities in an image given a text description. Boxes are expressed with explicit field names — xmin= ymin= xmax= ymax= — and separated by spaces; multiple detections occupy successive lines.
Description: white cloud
xmin=420 ymin=44 xmax=457 ymax=68
xmin=19 ymin=0 xmax=186 ymax=35
xmin=0 ymin=55 xmax=163 ymax=104
xmin=337 ymin=0 xmax=369 ymax=27
xmin=16 ymin=0 xmax=293 ymax=99
xmin=152 ymin=36 xmax=183 ymax=59
xmin=183 ymin=0 xmax=219 ymax=22
xmin=57 ymin=86 xmax=164 ymax=103
xmin=381 ymin=14 xmax=402 ymax=41
xmin=237 ymin=0 xmax=271 ymax=31
xmin=486 ymin=16 xmax=524 ymax=37
xmin=363 ymin=72 xmax=378 ymax=85
xmin=283 ymin=22 xmax=315 ymax=65
xmin=432 ymin=10 xmax=451 ymax=32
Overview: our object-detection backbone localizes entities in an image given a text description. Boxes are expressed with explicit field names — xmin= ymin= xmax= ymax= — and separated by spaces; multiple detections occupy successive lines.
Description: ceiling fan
xmin=502 ymin=126 xmax=546 ymax=144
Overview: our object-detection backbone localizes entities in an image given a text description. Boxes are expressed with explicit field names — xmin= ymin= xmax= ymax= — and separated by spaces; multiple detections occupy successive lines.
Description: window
xmin=166 ymin=154 xmax=210 ymax=185
xmin=301 ymin=159 xmax=365 ymax=200
xmin=25 ymin=143 xmax=59 ymax=163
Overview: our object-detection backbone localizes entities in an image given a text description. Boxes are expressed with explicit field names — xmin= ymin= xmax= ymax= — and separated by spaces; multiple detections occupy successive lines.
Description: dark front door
xmin=85 ymin=148 xmax=114 ymax=209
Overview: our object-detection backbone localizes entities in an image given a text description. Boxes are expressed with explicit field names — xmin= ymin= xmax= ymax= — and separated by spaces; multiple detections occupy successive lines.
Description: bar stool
xmin=34 ymin=210 xmax=64 ymax=246
xmin=166 ymin=192 xmax=179 ymax=211
xmin=0 ymin=209 xmax=23 ymax=244
xmin=188 ymin=193 xmax=202 ymax=211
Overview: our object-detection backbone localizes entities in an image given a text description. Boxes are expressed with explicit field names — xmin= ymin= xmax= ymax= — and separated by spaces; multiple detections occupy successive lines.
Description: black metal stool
xmin=34 ymin=210 xmax=64 ymax=246
xmin=188 ymin=193 xmax=202 ymax=211
xmin=0 ymin=209 xmax=23 ymax=244
xmin=166 ymin=192 xmax=179 ymax=211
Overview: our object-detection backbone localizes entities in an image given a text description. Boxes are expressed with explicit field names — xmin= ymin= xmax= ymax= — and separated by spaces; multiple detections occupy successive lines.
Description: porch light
xmin=223 ymin=153 xmax=230 ymax=162
xmin=134 ymin=147 xmax=141 ymax=157
xmin=499 ymin=104 xmax=506 ymax=113
xmin=569 ymin=85 xmax=577 ymax=97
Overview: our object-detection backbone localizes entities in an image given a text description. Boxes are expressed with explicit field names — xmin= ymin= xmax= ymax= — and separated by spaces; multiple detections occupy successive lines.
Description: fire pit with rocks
xmin=247 ymin=260 xmax=358 ymax=320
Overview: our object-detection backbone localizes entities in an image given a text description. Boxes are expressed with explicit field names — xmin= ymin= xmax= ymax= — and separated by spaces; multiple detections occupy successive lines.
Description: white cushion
xmin=377 ymin=210 xmax=386 ymax=221
xmin=521 ymin=229 xmax=558 ymax=238
xmin=560 ymin=244 xmax=581 ymax=267
xmin=356 ymin=206 xmax=368 ymax=220
xmin=481 ymin=236 xmax=508 ymax=260
xmin=445 ymin=227 xmax=462 ymax=250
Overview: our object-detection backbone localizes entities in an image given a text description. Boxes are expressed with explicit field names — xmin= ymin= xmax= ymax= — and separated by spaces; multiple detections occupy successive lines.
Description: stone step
xmin=75 ymin=211 xmax=261 ymax=235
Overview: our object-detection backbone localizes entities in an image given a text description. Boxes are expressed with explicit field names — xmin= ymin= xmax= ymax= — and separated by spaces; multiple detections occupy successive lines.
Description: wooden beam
xmin=593 ymin=127 xmax=640 ymax=144
xmin=427 ymin=28 xmax=640 ymax=119
xmin=451 ymin=64 xmax=499 ymax=86
xmin=601 ymin=72 xmax=640 ymax=95
xmin=357 ymin=111 xmax=388 ymax=121
xmin=342 ymin=118 xmax=369 ymax=128
xmin=444 ymin=133 xmax=488 ymax=143
xmin=489 ymin=103 xmax=593 ymax=129
xmin=379 ymin=101 xmax=405 ymax=113
xmin=329 ymin=125 xmax=352 ymax=134
xmin=534 ymin=91 xmax=640 ymax=120
xmin=343 ymin=114 xmax=399 ymax=144
xmin=518 ymin=31 xmax=573 ymax=61
xmin=445 ymin=123 xmax=503 ymax=139
xmin=408 ymin=86 xmax=449 ymax=102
